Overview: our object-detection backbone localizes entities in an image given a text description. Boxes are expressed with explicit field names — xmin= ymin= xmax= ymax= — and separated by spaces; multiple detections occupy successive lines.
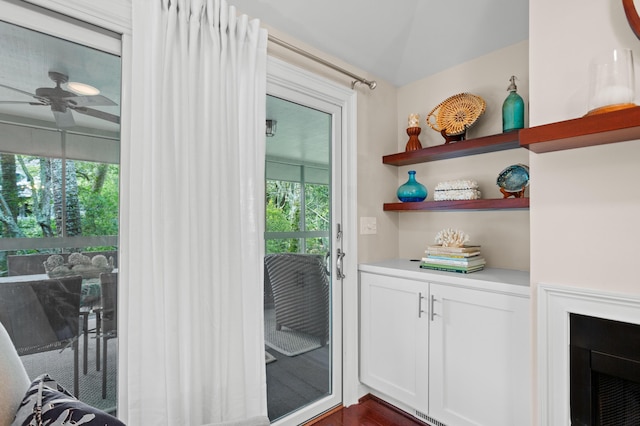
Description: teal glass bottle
xmin=397 ymin=170 xmax=427 ymax=202
xmin=502 ymin=75 xmax=524 ymax=132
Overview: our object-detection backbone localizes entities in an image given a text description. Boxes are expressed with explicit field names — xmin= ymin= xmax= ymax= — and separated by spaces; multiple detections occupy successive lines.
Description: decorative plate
xmin=426 ymin=93 xmax=487 ymax=136
xmin=496 ymin=164 xmax=530 ymax=192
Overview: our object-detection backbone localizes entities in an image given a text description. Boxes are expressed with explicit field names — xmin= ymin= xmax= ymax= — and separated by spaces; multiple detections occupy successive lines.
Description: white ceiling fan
xmin=0 ymin=71 xmax=119 ymax=129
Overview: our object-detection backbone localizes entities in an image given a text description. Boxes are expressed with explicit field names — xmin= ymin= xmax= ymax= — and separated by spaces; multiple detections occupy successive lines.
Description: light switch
xmin=360 ymin=217 xmax=377 ymax=235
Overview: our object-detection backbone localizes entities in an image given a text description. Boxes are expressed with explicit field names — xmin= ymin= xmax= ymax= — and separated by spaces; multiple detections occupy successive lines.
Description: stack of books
xmin=420 ymin=244 xmax=485 ymax=274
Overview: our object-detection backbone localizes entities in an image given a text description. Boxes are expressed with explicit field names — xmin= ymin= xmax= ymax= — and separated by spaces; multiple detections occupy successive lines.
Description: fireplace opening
xmin=570 ymin=313 xmax=640 ymax=425
xmin=595 ymin=372 xmax=640 ymax=424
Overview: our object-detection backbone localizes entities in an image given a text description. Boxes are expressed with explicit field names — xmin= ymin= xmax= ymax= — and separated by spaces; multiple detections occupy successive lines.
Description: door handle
xmin=418 ymin=292 xmax=426 ymax=318
xmin=430 ymin=295 xmax=436 ymax=321
xmin=324 ymin=251 xmax=331 ymax=275
xmin=336 ymin=248 xmax=346 ymax=279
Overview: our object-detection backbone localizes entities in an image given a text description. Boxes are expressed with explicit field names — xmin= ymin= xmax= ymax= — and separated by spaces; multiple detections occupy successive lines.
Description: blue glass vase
xmin=502 ymin=75 xmax=525 ymax=132
xmin=397 ymin=170 xmax=427 ymax=202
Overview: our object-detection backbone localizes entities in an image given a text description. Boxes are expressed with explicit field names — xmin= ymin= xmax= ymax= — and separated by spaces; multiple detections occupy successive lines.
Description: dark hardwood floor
xmin=306 ymin=394 xmax=430 ymax=426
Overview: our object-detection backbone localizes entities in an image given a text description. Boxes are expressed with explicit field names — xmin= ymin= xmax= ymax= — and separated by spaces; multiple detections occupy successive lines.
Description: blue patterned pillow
xmin=11 ymin=374 xmax=125 ymax=426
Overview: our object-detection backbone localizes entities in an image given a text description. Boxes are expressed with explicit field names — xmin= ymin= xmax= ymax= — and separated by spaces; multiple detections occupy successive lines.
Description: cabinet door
xmin=360 ymin=272 xmax=429 ymax=412
xmin=429 ymin=283 xmax=530 ymax=426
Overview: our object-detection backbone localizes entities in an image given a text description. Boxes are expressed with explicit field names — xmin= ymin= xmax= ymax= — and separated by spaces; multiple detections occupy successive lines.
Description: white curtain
xmin=123 ymin=0 xmax=268 ymax=424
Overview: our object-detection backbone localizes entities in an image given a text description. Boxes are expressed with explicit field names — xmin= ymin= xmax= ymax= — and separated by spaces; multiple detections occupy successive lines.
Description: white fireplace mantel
xmin=538 ymin=283 xmax=640 ymax=424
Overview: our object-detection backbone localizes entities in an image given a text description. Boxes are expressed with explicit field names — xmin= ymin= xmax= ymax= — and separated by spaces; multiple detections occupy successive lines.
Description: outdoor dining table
xmin=0 ymin=273 xmax=108 ymax=374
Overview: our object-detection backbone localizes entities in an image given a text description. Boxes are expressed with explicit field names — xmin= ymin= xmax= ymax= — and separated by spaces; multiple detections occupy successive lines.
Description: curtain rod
xmin=268 ymin=35 xmax=377 ymax=90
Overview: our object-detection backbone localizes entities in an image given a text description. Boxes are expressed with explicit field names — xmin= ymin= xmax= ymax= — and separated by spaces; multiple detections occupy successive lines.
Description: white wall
xmin=395 ymin=41 xmax=530 ymax=271
xmin=530 ymin=1 xmax=640 ymax=423
xmin=354 ymin=78 xmax=399 ymax=264
xmin=530 ymin=0 xmax=640 ymax=291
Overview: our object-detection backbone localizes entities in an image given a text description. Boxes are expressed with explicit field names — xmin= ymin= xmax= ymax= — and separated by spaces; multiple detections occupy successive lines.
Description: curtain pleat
xmin=124 ymin=1 xmax=268 ymax=424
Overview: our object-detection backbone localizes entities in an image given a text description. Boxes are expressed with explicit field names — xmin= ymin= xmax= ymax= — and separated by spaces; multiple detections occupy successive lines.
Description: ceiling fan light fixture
xmin=66 ymin=81 xmax=100 ymax=96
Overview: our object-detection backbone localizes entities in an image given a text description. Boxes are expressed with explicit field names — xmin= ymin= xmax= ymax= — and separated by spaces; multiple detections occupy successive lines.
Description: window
xmin=0 ymin=153 xmax=119 ymax=260
xmin=0 ymin=123 xmax=120 ymax=268
xmin=265 ymin=174 xmax=329 ymax=255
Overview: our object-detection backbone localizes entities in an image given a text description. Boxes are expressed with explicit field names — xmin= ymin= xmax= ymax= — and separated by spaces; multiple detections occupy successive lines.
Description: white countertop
xmin=359 ymin=258 xmax=530 ymax=297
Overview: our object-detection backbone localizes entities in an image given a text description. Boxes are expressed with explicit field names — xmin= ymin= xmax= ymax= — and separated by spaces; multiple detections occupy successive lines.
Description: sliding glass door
xmin=0 ymin=7 xmax=121 ymax=414
xmin=264 ymin=83 xmax=344 ymax=424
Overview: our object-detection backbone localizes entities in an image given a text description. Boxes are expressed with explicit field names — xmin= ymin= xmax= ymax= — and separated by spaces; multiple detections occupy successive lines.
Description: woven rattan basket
xmin=426 ymin=93 xmax=486 ymax=136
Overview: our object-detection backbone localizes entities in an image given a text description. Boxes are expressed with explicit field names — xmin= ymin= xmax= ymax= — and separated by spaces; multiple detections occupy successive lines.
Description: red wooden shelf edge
xmin=383 ymin=131 xmax=521 ymax=166
xmin=383 ymin=197 xmax=529 ymax=211
xmin=520 ymin=106 xmax=640 ymax=153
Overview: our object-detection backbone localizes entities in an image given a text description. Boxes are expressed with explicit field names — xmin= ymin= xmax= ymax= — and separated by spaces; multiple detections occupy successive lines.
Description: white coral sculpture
xmin=435 ymin=228 xmax=470 ymax=248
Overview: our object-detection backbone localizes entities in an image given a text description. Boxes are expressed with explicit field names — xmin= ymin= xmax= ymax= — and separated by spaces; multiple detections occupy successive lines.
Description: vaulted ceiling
xmin=232 ymin=0 xmax=529 ymax=87
xmin=244 ymin=0 xmax=528 ymax=166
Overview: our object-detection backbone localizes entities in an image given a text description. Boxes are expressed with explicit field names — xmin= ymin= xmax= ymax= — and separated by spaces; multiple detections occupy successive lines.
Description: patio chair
xmin=0 ymin=275 xmax=83 ymax=397
xmin=264 ymin=253 xmax=329 ymax=346
xmin=98 ymin=272 xmax=117 ymax=399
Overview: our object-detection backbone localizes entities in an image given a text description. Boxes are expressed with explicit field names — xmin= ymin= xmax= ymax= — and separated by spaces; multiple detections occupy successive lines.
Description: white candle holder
xmin=587 ymin=48 xmax=636 ymax=115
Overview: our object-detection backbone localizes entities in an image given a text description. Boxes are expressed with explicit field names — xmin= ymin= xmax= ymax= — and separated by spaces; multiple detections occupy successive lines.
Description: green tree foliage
xmin=77 ymin=162 xmax=119 ymax=236
xmin=304 ymin=184 xmax=329 ymax=231
xmin=266 ymin=180 xmax=300 ymax=254
xmin=18 ymin=156 xmax=54 ymax=237
xmin=0 ymin=154 xmax=19 ymax=236
xmin=265 ymin=180 xmax=330 ymax=255
xmin=0 ymin=155 xmax=119 ymax=274
xmin=266 ymin=180 xmax=299 ymax=230
xmin=0 ymin=155 xmax=119 ymax=239
xmin=304 ymin=183 xmax=329 ymax=254
xmin=265 ymin=199 xmax=297 ymax=254
xmin=53 ymin=159 xmax=81 ymax=237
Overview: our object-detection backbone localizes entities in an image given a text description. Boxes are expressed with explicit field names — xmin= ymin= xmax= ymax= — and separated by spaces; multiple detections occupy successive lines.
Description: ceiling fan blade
xmin=52 ymin=109 xmax=75 ymax=128
xmin=73 ymin=106 xmax=120 ymax=124
xmin=64 ymin=94 xmax=117 ymax=107
xmin=0 ymin=101 xmax=44 ymax=105
xmin=0 ymin=82 xmax=37 ymax=98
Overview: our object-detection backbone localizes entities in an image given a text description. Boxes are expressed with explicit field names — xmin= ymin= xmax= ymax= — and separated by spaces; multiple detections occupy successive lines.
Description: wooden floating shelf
xmin=382 ymin=131 xmax=521 ymax=166
xmin=380 ymin=108 xmax=640 ymax=212
xmin=520 ymin=106 xmax=640 ymax=153
xmin=383 ymin=197 xmax=529 ymax=211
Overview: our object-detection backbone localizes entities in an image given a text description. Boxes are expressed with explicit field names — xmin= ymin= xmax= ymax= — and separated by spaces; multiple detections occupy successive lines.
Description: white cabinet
xmin=429 ymin=283 xmax=530 ymax=426
xmin=359 ymin=272 xmax=429 ymax=413
xmin=359 ymin=260 xmax=530 ymax=426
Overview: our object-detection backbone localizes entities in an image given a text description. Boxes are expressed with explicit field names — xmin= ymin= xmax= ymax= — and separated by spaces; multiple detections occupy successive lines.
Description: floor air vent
xmin=415 ymin=410 xmax=447 ymax=426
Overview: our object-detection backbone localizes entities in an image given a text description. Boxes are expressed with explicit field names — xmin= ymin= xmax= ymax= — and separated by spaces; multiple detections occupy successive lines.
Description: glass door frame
xmin=266 ymin=56 xmax=358 ymax=425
